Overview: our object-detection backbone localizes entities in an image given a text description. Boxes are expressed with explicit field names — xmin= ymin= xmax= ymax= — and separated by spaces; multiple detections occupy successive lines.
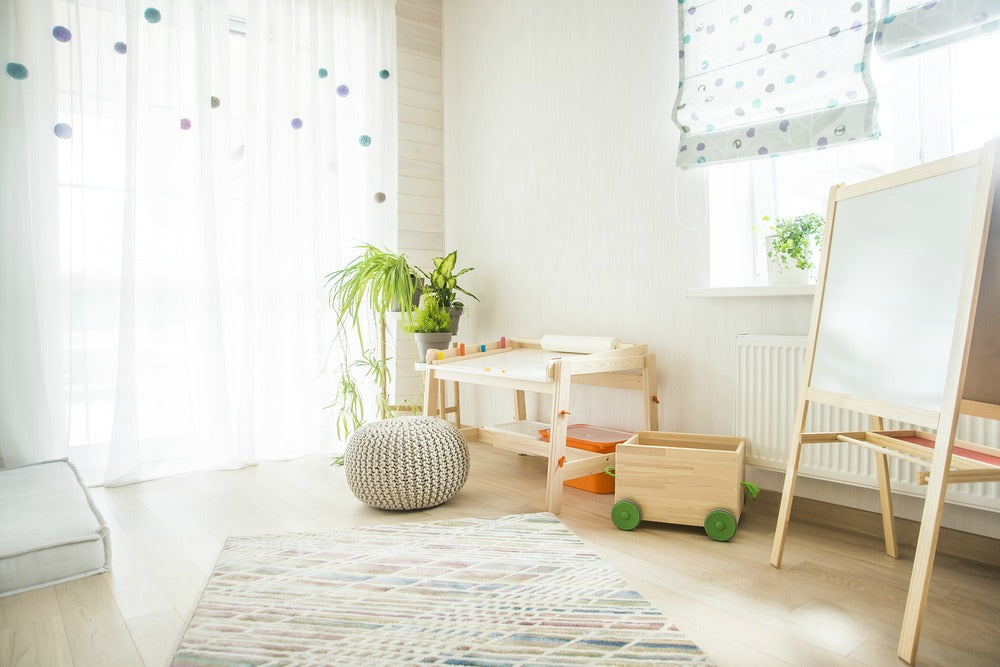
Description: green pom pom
xmin=6 ymin=62 xmax=29 ymax=80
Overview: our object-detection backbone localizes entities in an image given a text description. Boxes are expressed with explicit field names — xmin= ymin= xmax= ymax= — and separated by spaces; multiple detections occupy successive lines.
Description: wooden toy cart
xmin=610 ymin=431 xmax=756 ymax=541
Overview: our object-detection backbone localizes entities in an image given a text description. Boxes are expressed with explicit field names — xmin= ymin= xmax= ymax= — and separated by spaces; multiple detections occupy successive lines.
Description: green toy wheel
xmin=703 ymin=509 xmax=737 ymax=541
xmin=611 ymin=500 xmax=642 ymax=531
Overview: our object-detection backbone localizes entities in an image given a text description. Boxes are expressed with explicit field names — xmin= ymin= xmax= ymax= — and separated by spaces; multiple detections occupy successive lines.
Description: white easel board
xmin=809 ymin=165 xmax=980 ymax=414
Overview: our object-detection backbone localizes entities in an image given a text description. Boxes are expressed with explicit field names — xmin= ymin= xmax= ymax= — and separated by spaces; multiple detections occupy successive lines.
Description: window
xmin=707 ymin=30 xmax=1000 ymax=288
xmin=950 ymin=34 xmax=1000 ymax=152
xmin=63 ymin=8 xmax=249 ymax=464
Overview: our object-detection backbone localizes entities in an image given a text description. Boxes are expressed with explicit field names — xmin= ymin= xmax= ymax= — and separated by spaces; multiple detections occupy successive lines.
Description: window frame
xmin=704 ymin=31 xmax=1000 ymax=291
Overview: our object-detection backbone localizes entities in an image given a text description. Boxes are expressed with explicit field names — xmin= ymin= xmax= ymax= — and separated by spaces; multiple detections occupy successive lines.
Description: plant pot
xmin=390 ymin=275 xmax=424 ymax=312
xmin=765 ymin=235 xmax=809 ymax=285
xmin=413 ymin=332 xmax=453 ymax=361
xmin=447 ymin=307 xmax=463 ymax=335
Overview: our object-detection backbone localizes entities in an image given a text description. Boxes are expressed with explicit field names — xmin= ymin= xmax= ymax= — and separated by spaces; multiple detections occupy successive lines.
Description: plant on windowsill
xmin=762 ymin=213 xmax=825 ymax=286
xmin=323 ymin=244 xmax=419 ymax=439
xmin=415 ymin=250 xmax=478 ymax=335
xmin=403 ymin=294 xmax=453 ymax=361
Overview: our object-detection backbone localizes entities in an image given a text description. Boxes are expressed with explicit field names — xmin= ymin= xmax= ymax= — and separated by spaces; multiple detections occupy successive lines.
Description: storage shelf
xmin=479 ymin=421 xmax=610 ymax=464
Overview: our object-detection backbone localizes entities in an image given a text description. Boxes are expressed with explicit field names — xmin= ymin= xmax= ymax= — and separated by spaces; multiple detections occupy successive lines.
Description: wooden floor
xmin=1 ymin=444 xmax=998 ymax=667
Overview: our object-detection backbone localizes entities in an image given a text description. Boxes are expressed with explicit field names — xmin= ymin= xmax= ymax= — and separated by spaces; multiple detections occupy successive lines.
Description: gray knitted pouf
xmin=344 ymin=416 xmax=470 ymax=510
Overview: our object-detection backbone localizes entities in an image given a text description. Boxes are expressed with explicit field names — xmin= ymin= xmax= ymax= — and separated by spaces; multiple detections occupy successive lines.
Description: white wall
xmin=440 ymin=0 xmax=997 ymax=537
xmin=442 ymin=0 xmax=812 ymax=433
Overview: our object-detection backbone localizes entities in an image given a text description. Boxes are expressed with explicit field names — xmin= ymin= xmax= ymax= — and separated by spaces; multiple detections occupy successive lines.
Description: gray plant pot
xmin=390 ymin=275 xmax=424 ymax=312
xmin=447 ymin=306 xmax=463 ymax=335
xmin=414 ymin=332 xmax=454 ymax=361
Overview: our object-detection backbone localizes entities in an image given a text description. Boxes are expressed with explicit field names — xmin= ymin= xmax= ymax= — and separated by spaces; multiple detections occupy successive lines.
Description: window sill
xmin=685 ymin=284 xmax=816 ymax=298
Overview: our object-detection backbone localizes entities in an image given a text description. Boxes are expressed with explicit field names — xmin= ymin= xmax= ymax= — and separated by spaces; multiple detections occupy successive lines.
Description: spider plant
xmin=325 ymin=244 xmax=419 ymax=328
xmin=323 ymin=245 xmax=418 ymax=432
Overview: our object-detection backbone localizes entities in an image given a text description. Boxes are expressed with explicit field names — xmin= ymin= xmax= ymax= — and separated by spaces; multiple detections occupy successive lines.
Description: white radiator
xmin=735 ymin=334 xmax=1000 ymax=512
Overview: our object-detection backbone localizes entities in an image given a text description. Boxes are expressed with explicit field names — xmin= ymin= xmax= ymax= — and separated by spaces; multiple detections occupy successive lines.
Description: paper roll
xmin=539 ymin=335 xmax=619 ymax=354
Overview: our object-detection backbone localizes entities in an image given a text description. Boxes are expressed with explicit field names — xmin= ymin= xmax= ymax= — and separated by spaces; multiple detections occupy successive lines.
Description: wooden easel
xmin=770 ymin=140 xmax=1000 ymax=664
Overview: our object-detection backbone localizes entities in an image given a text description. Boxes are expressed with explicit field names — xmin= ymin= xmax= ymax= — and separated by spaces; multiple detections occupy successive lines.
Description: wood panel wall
xmin=394 ymin=0 xmax=443 ymax=405
xmin=397 ymin=0 xmax=443 ymax=269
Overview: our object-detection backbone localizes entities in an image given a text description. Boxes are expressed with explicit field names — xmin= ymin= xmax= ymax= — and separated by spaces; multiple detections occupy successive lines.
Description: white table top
xmin=417 ymin=348 xmax=586 ymax=382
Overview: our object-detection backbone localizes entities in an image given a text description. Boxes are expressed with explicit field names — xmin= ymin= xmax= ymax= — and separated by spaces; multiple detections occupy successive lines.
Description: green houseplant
xmin=323 ymin=245 xmax=418 ymax=436
xmin=325 ymin=244 xmax=419 ymax=326
xmin=403 ymin=294 xmax=453 ymax=361
xmin=762 ymin=213 xmax=825 ymax=285
xmin=415 ymin=250 xmax=478 ymax=334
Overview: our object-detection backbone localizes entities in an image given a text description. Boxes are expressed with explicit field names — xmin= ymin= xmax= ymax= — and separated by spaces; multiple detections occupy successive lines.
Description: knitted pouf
xmin=344 ymin=417 xmax=470 ymax=510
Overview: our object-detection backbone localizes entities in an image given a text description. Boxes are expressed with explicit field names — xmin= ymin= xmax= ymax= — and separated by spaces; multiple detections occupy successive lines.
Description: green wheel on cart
xmin=703 ymin=509 xmax=737 ymax=541
xmin=611 ymin=500 xmax=642 ymax=531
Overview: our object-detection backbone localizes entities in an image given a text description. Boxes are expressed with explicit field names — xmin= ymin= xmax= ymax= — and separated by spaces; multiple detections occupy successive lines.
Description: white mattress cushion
xmin=0 ymin=459 xmax=110 ymax=597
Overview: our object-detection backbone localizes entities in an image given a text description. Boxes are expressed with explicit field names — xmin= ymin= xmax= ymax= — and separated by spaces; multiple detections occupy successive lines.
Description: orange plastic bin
xmin=539 ymin=424 xmax=634 ymax=494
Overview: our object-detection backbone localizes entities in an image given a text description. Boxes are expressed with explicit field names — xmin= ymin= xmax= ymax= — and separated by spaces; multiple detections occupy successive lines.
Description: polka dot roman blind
xmin=877 ymin=0 xmax=1000 ymax=60
xmin=673 ymin=1 xmax=880 ymax=167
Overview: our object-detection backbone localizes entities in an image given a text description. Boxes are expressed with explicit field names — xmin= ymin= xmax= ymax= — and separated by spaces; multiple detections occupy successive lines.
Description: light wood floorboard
xmin=1 ymin=443 xmax=997 ymax=666
xmin=0 ymin=587 xmax=73 ymax=667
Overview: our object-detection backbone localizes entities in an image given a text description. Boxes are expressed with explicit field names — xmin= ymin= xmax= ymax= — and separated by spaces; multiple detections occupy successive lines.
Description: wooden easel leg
xmin=871 ymin=417 xmax=898 ymax=558
xmin=769 ymin=434 xmax=803 ymax=568
xmin=543 ymin=361 xmax=571 ymax=514
xmin=897 ymin=440 xmax=953 ymax=664
xmin=875 ymin=452 xmax=899 ymax=558
xmin=642 ymin=353 xmax=659 ymax=430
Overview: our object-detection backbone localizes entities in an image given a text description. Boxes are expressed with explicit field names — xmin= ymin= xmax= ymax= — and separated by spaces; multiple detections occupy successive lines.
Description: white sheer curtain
xmin=0 ymin=0 xmax=396 ymax=483
xmin=878 ymin=0 xmax=1000 ymax=59
xmin=238 ymin=0 xmax=397 ymax=462
xmin=1 ymin=1 xmax=65 ymax=468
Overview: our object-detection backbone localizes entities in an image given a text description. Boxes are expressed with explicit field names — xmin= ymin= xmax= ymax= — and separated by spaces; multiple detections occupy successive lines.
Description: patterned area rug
xmin=172 ymin=513 xmax=712 ymax=666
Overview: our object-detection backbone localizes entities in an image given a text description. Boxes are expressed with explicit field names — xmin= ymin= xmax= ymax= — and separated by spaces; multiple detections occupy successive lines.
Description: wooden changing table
xmin=421 ymin=337 xmax=659 ymax=514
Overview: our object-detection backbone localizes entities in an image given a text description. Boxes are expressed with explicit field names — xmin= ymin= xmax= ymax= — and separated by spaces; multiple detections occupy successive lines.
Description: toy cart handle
xmin=605 ymin=466 xmax=616 ymax=477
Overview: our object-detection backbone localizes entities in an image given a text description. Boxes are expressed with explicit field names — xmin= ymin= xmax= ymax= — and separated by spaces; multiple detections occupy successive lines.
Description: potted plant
xmin=325 ymin=244 xmax=419 ymax=325
xmin=762 ymin=213 xmax=825 ymax=285
xmin=415 ymin=250 xmax=478 ymax=335
xmin=323 ymin=245 xmax=418 ymax=432
xmin=390 ymin=274 xmax=423 ymax=312
xmin=403 ymin=295 xmax=453 ymax=360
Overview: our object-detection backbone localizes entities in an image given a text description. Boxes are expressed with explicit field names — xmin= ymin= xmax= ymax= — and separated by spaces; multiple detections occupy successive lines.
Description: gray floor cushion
xmin=0 ymin=459 xmax=110 ymax=597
